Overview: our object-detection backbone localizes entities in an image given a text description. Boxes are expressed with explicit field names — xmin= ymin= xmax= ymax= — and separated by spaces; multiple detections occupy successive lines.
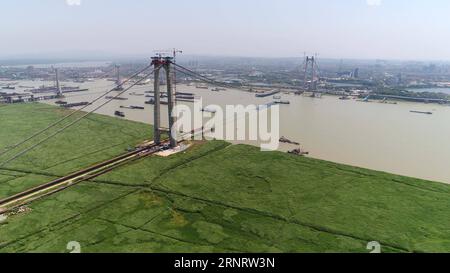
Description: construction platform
xmin=155 ymin=143 xmax=192 ymax=157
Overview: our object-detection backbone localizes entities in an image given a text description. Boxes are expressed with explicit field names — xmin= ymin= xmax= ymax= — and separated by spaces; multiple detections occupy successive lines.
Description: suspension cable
xmin=173 ymin=63 xmax=252 ymax=91
xmin=0 ymin=66 xmax=159 ymax=168
xmin=172 ymin=63 xmax=280 ymax=141
xmin=0 ymin=63 xmax=153 ymax=158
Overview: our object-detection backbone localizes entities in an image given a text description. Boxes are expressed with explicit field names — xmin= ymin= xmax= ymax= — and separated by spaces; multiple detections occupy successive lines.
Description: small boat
xmin=59 ymin=88 xmax=89 ymax=93
xmin=61 ymin=102 xmax=90 ymax=108
xmin=196 ymin=84 xmax=209 ymax=89
xmin=144 ymin=91 xmax=167 ymax=98
xmin=410 ymin=110 xmax=433 ymax=115
xmin=273 ymin=95 xmax=282 ymax=100
xmin=176 ymin=95 xmax=196 ymax=100
xmin=288 ymin=148 xmax=309 ymax=156
xmin=339 ymin=96 xmax=350 ymax=100
xmin=379 ymin=98 xmax=397 ymax=105
xmin=256 ymin=89 xmax=280 ymax=98
xmin=129 ymin=92 xmax=144 ymax=96
xmin=2 ymin=86 xmax=15 ymax=90
xmin=211 ymin=87 xmax=226 ymax=92
xmin=145 ymin=99 xmax=169 ymax=105
xmin=130 ymin=105 xmax=145 ymax=110
xmin=120 ymin=105 xmax=145 ymax=110
xmin=279 ymin=137 xmax=300 ymax=145
xmin=114 ymin=111 xmax=125 ymax=117
xmin=274 ymin=100 xmax=290 ymax=105
xmin=113 ymin=86 xmax=124 ymax=91
xmin=176 ymin=98 xmax=196 ymax=103
xmin=105 ymin=96 xmax=128 ymax=101
xmin=176 ymin=92 xmax=195 ymax=96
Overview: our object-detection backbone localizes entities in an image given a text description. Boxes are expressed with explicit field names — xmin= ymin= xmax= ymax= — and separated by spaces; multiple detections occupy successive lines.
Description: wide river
xmin=4 ymin=79 xmax=450 ymax=184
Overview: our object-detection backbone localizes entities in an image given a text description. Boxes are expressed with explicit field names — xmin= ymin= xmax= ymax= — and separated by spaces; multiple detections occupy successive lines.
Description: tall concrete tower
xmin=151 ymin=56 xmax=178 ymax=148
xmin=165 ymin=59 xmax=177 ymax=148
xmin=114 ymin=65 xmax=124 ymax=91
xmin=55 ymin=68 xmax=62 ymax=97
xmin=303 ymin=56 xmax=319 ymax=91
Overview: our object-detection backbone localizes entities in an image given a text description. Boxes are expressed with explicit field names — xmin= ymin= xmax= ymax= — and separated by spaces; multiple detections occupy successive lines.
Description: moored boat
xmin=114 ymin=111 xmax=125 ymax=117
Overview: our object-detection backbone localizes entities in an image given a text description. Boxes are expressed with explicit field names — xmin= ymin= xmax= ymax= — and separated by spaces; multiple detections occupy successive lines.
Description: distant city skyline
xmin=1 ymin=0 xmax=450 ymax=61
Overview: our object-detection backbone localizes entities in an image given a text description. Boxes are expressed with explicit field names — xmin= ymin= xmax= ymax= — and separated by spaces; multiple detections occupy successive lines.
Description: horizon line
xmin=1 ymin=52 xmax=449 ymax=64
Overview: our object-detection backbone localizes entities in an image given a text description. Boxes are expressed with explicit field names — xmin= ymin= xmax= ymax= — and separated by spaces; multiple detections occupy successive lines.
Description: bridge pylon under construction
xmin=303 ymin=55 xmax=319 ymax=91
xmin=151 ymin=56 xmax=178 ymax=148
xmin=113 ymin=65 xmax=124 ymax=91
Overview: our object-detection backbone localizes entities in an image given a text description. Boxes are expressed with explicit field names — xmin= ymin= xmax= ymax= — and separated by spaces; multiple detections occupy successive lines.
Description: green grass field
xmin=1 ymin=103 xmax=450 ymax=253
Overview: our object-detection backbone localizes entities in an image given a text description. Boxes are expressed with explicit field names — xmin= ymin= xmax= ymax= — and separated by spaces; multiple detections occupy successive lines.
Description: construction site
xmin=1 ymin=53 xmax=450 ymax=254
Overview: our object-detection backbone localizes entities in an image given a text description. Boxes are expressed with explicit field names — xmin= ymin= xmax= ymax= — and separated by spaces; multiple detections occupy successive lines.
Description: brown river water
xmin=5 ymin=79 xmax=450 ymax=184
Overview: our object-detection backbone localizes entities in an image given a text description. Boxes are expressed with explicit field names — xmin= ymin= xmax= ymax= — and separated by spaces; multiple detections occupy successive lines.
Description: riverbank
xmin=1 ymin=103 xmax=450 ymax=253
xmin=3 ymin=80 xmax=450 ymax=183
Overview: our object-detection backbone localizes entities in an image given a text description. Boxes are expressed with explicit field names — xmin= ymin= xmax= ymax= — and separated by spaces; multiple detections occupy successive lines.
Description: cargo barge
xmin=410 ymin=110 xmax=433 ymax=115
xmin=1 ymin=86 xmax=15 ymax=90
xmin=114 ymin=111 xmax=125 ymax=117
xmin=61 ymin=102 xmax=90 ymax=108
xmin=120 ymin=105 xmax=145 ymax=110
xmin=145 ymin=99 xmax=169 ymax=105
xmin=29 ymin=86 xmax=88 ymax=94
xmin=211 ymin=87 xmax=227 ymax=92
xmin=105 ymin=96 xmax=128 ymax=101
xmin=256 ymin=89 xmax=280 ymax=98
xmin=274 ymin=100 xmax=290 ymax=105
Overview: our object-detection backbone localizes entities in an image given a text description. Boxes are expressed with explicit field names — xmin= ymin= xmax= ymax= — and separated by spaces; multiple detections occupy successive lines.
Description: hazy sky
xmin=1 ymin=0 xmax=450 ymax=60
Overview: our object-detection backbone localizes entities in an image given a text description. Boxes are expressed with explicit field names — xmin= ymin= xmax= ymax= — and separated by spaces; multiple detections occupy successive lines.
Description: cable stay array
xmin=173 ymin=63 xmax=253 ymax=92
xmin=0 ymin=64 xmax=153 ymax=158
xmin=173 ymin=63 xmax=277 ymax=141
xmin=0 ymin=59 xmax=280 ymax=169
xmin=174 ymin=63 xmax=312 ymax=93
xmin=0 ymin=65 xmax=158 ymax=168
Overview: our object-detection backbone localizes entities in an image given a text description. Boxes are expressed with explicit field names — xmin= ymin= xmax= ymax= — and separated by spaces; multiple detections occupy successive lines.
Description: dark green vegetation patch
xmin=1 ymin=103 xmax=450 ymax=253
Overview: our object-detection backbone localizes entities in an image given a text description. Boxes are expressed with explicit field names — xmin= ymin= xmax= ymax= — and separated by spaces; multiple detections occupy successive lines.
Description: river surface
xmin=3 ymin=79 xmax=450 ymax=184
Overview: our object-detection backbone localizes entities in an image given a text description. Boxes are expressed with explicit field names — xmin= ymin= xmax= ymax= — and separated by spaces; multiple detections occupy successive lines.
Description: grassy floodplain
xmin=0 ymin=103 xmax=450 ymax=253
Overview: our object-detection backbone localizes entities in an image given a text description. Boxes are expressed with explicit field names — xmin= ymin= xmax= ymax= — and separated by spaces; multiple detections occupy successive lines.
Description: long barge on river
xmin=28 ymin=86 xmax=88 ymax=94
xmin=256 ymin=89 xmax=280 ymax=98
xmin=410 ymin=110 xmax=433 ymax=115
xmin=61 ymin=102 xmax=91 ymax=108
